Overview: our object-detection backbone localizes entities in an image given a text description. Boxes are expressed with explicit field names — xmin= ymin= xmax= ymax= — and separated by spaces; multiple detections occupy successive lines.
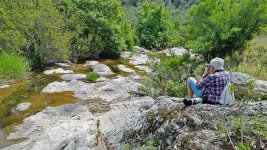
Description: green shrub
xmin=142 ymin=53 xmax=196 ymax=98
xmin=87 ymin=72 xmax=98 ymax=82
xmin=0 ymin=53 xmax=30 ymax=81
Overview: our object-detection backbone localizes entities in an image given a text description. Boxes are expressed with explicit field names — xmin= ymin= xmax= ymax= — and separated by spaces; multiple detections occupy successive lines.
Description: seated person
xmin=184 ymin=57 xmax=230 ymax=106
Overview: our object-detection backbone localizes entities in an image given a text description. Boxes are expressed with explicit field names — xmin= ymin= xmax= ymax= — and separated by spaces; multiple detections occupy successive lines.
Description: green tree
xmin=184 ymin=0 xmax=267 ymax=61
xmin=57 ymin=0 xmax=134 ymax=60
xmin=136 ymin=2 xmax=174 ymax=49
xmin=0 ymin=0 xmax=72 ymax=69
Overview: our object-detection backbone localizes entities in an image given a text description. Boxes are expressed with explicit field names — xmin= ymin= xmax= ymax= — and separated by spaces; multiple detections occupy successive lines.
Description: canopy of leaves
xmin=57 ymin=0 xmax=134 ymax=60
xmin=0 ymin=0 xmax=72 ymax=69
xmin=184 ymin=0 xmax=267 ymax=61
xmin=136 ymin=2 xmax=174 ymax=49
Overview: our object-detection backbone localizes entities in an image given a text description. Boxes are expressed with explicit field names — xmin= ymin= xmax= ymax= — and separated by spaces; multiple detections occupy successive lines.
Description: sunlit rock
xmin=44 ymin=68 xmax=73 ymax=75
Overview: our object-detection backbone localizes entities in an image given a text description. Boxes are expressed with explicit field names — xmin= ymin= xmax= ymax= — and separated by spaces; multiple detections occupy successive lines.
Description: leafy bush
xmin=56 ymin=0 xmax=134 ymax=61
xmin=136 ymin=2 xmax=174 ymax=49
xmin=87 ymin=72 xmax=98 ymax=82
xmin=142 ymin=53 xmax=196 ymax=98
xmin=0 ymin=53 xmax=30 ymax=81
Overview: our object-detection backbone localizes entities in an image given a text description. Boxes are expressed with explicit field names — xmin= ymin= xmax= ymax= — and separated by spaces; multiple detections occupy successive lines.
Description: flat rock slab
xmin=92 ymin=64 xmax=114 ymax=75
xmin=16 ymin=102 xmax=32 ymax=111
xmin=3 ymin=104 xmax=96 ymax=150
xmin=117 ymin=65 xmax=134 ymax=73
xmin=60 ymin=74 xmax=87 ymax=81
xmin=83 ymin=61 xmax=99 ymax=66
xmin=44 ymin=68 xmax=74 ymax=75
xmin=42 ymin=77 xmax=141 ymax=102
xmin=0 ymin=85 xmax=10 ymax=89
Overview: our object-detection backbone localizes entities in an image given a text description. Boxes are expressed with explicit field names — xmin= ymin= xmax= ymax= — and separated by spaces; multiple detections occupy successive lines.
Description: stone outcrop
xmin=5 ymin=96 xmax=266 ymax=150
xmin=231 ymin=72 xmax=267 ymax=94
xmin=3 ymin=104 xmax=97 ymax=150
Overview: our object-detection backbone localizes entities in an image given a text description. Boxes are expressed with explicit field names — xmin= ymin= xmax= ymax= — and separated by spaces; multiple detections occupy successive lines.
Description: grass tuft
xmin=0 ymin=52 xmax=30 ymax=81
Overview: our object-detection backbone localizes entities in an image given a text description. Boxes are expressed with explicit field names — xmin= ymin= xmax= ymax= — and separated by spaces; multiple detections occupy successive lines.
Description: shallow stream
xmin=0 ymin=58 xmax=143 ymax=149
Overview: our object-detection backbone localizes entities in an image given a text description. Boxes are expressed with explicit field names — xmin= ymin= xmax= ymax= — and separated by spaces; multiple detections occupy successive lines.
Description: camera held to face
xmin=205 ymin=64 xmax=211 ymax=67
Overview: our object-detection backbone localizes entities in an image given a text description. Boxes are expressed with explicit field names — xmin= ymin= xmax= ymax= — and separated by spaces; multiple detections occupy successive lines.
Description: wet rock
xmin=61 ymin=74 xmax=87 ymax=81
xmin=120 ymin=51 xmax=132 ymax=58
xmin=135 ymin=65 xmax=151 ymax=73
xmin=3 ymin=104 xmax=96 ymax=150
xmin=55 ymin=63 xmax=71 ymax=67
xmin=44 ymin=68 xmax=73 ymax=75
xmin=117 ymin=65 xmax=134 ymax=73
xmin=92 ymin=64 xmax=114 ymax=75
xmin=0 ymin=84 xmax=10 ymax=89
xmin=83 ymin=61 xmax=99 ymax=66
xmin=16 ymin=102 xmax=32 ymax=111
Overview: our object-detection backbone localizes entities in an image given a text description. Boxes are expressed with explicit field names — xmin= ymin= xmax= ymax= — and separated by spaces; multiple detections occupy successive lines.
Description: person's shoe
xmin=183 ymin=98 xmax=193 ymax=106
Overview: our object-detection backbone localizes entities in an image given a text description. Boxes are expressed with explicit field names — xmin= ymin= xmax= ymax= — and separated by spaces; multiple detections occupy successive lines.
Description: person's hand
xmin=202 ymin=66 xmax=209 ymax=77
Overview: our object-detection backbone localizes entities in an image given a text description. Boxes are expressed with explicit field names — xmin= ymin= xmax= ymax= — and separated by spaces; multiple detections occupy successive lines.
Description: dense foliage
xmin=136 ymin=2 xmax=174 ymax=49
xmin=141 ymin=53 xmax=198 ymax=98
xmin=0 ymin=0 xmax=71 ymax=68
xmin=56 ymin=0 xmax=134 ymax=60
xmin=184 ymin=0 xmax=267 ymax=61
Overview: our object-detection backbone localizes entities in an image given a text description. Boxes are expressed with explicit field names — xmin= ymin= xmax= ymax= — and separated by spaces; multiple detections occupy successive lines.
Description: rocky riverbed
xmin=0 ymin=47 xmax=267 ymax=150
